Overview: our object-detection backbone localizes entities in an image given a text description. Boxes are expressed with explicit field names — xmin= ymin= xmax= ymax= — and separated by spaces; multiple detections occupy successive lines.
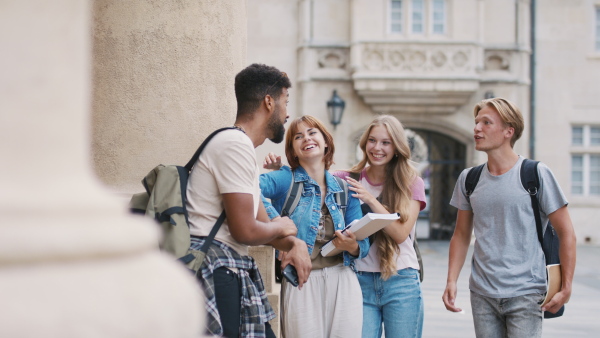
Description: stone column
xmin=0 ymin=1 xmax=204 ymax=337
xmin=91 ymin=0 xmax=247 ymax=193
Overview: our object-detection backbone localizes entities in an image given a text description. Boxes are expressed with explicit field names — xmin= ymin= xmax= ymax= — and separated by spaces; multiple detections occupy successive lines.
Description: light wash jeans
xmin=470 ymin=291 xmax=544 ymax=338
xmin=357 ymin=268 xmax=423 ymax=338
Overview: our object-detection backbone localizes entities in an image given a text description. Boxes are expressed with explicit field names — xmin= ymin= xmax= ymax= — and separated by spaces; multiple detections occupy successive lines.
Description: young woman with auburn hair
xmin=260 ymin=115 xmax=368 ymax=338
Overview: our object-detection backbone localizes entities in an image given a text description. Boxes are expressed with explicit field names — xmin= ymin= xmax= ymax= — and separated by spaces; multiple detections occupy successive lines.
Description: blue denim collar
xmin=292 ymin=166 xmax=343 ymax=194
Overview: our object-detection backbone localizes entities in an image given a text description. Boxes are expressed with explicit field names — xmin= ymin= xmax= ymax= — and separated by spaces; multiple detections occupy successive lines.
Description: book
xmin=542 ymin=264 xmax=563 ymax=307
xmin=320 ymin=212 xmax=400 ymax=257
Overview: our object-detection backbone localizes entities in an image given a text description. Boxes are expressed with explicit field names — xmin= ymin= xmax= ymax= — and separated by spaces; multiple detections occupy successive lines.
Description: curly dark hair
xmin=234 ymin=63 xmax=292 ymax=119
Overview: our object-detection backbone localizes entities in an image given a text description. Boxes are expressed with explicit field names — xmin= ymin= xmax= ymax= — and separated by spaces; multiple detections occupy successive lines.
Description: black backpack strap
xmin=520 ymin=159 xmax=546 ymax=253
xmin=465 ymin=164 xmax=486 ymax=199
xmin=177 ymin=210 xmax=226 ymax=265
xmin=184 ymin=127 xmax=238 ymax=171
xmin=334 ymin=176 xmax=349 ymax=218
xmin=275 ymin=170 xmax=302 ymax=282
xmin=349 ymin=171 xmax=361 ymax=181
xmin=178 ymin=127 xmax=239 ymax=265
xmin=521 ymin=158 xmax=564 ymax=318
xmin=281 ymin=170 xmax=303 ymax=217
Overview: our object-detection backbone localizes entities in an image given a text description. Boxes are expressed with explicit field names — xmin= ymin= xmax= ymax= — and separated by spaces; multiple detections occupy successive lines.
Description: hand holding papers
xmin=320 ymin=213 xmax=400 ymax=257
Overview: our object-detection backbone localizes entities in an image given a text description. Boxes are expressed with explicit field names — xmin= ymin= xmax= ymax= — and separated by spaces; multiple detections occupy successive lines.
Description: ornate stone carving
xmin=453 ymin=51 xmax=468 ymax=68
xmin=432 ymin=51 xmax=447 ymax=68
xmin=352 ymin=42 xmax=481 ymax=114
xmin=484 ymin=51 xmax=510 ymax=71
xmin=364 ymin=49 xmax=384 ymax=70
xmin=318 ymin=49 xmax=347 ymax=69
xmin=360 ymin=43 xmax=476 ymax=73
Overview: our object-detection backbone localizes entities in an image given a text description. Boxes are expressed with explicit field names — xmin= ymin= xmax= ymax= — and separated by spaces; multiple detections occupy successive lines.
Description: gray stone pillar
xmin=0 ymin=1 xmax=204 ymax=337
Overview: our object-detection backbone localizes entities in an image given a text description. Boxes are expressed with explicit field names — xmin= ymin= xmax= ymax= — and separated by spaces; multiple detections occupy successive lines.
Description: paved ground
xmin=418 ymin=240 xmax=600 ymax=337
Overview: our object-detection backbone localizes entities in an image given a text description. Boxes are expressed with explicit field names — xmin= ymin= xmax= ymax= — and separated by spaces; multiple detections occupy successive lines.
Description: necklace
xmin=233 ymin=124 xmax=246 ymax=134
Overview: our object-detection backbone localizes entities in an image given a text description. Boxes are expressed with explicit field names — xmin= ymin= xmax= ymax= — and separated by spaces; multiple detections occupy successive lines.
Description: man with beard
xmin=186 ymin=64 xmax=311 ymax=338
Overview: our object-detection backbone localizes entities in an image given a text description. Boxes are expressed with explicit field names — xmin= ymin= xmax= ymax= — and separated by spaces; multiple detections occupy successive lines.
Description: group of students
xmin=259 ymin=114 xmax=426 ymax=338
xmin=185 ymin=63 xmax=425 ymax=338
xmin=185 ymin=63 xmax=576 ymax=338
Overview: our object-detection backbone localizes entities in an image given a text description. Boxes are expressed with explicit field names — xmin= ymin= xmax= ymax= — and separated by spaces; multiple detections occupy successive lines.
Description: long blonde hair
xmin=350 ymin=115 xmax=417 ymax=279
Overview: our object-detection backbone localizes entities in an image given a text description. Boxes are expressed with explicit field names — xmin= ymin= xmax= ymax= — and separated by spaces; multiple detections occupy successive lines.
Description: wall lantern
xmin=327 ymin=90 xmax=346 ymax=129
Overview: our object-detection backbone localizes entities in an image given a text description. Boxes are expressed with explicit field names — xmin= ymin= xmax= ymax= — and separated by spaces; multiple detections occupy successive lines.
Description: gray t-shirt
xmin=450 ymin=156 xmax=568 ymax=298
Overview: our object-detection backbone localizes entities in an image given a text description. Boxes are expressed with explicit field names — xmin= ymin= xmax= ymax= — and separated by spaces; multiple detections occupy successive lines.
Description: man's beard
xmin=268 ymin=108 xmax=286 ymax=144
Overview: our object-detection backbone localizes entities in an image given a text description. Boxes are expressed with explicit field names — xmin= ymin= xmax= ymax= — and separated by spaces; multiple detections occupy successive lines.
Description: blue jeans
xmin=357 ymin=268 xmax=423 ymax=338
xmin=470 ymin=291 xmax=543 ymax=338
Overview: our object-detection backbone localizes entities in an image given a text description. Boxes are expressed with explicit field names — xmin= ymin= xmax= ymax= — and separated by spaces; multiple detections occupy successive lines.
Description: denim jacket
xmin=259 ymin=166 xmax=369 ymax=266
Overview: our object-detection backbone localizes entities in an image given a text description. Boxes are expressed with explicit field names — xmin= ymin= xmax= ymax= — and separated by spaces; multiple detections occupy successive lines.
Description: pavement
xmin=418 ymin=240 xmax=600 ymax=337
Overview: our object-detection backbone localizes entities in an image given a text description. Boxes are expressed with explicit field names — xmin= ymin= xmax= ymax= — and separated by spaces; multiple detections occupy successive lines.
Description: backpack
xmin=349 ymin=172 xmax=425 ymax=282
xmin=464 ymin=158 xmax=564 ymax=318
xmin=274 ymin=170 xmax=350 ymax=282
xmin=281 ymin=171 xmax=349 ymax=218
xmin=129 ymin=127 xmax=235 ymax=272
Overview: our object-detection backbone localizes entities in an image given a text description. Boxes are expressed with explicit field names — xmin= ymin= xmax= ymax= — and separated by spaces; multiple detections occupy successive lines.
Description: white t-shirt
xmin=350 ymin=168 xmax=426 ymax=273
xmin=186 ymin=129 xmax=261 ymax=255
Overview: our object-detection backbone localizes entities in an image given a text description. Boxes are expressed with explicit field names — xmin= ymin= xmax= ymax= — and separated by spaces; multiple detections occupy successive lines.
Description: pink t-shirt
xmin=333 ymin=168 xmax=426 ymax=272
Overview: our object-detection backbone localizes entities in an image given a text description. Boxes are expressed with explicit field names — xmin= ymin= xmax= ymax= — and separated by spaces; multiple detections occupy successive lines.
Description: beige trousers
xmin=280 ymin=264 xmax=363 ymax=338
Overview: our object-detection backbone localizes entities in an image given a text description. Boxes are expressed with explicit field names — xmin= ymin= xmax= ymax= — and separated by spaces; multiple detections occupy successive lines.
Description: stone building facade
xmin=248 ymin=0 xmax=600 ymax=244
xmin=4 ymin=0 xmax=597 ymax=336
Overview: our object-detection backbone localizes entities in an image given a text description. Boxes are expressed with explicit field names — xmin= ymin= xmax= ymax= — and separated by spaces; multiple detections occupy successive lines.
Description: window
xmin=591 ymin=155 xmax=600 ymax=194
xmin=572 ymin=155 xmax=584 ymax=194
xmin=432 ymin=0 xmax=446 ymax=34
xmin=591 ymin=127 xmax=600 ymax=145
xmin=596 ymin=7 xmax=600 ymax=50
xmin=391 ymin=0 xmax=403 ymax=33
xmin=389 ymin=0 xmax=446 ymax=36
xmin=412 ymin=0 xmax=424 ymax=34
xmin=571 ymin=125 xmax=600 ymax=196
xmin=572 ymin=126 xmax=584 ymax=145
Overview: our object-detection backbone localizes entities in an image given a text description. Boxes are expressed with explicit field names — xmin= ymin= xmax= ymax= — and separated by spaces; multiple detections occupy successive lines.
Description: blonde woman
xmin=333 ymin=115 xmax=426 ymax=338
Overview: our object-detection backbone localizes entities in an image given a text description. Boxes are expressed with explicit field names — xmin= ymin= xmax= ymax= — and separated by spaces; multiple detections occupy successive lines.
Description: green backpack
xmin=129 ymin=127 xmax=235 ymax=272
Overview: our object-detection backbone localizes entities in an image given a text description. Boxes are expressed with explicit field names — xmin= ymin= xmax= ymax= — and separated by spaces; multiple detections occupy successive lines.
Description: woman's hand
xmin=332 ymin=229 xmax=359 ymax=257
xmin=263 ymin=152 xmax=283 ymax=170
xmin=345 ymin=176 xmax=378 ymax=206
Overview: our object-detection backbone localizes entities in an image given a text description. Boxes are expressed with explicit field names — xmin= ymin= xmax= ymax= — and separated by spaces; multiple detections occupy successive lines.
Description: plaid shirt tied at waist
xmin=190 ymin=237 xmax=275 ymax=337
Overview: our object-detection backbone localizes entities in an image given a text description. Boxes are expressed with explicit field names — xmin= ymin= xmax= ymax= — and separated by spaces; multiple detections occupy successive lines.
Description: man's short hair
xmin=234 ymin=64 xmax=292 ymax=118
xmin=474 ymin=97 xmax=524 ymax=148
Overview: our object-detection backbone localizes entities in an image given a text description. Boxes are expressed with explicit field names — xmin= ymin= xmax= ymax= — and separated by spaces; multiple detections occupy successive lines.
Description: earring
xmin=395 ymin=154 xmax=399 ymax=158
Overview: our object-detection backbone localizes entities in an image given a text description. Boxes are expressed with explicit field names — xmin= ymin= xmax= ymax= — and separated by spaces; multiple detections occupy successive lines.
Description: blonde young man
xmin=442 ymin=98 xmax=576 ymax=337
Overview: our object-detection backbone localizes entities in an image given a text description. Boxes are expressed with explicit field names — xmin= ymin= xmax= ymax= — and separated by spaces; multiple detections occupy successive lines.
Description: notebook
xmin=320 ymin=212 xmax=400 ymax=257
xmin=542 ymin=264 xmax=562 ymax=307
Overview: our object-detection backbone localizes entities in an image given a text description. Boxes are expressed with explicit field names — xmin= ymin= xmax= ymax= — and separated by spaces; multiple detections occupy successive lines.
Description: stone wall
xmin=92 ymin=0 xmax=247 ymax=193
xmin=0 ymin=0 xmax=206 ymax=336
